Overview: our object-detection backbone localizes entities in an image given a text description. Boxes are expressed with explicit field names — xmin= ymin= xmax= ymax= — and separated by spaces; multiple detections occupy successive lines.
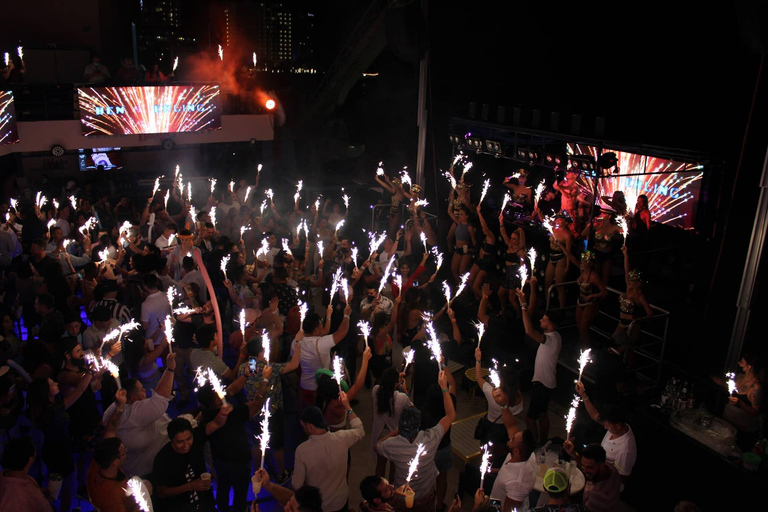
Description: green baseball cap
xmin=543 ymin=468 xmax=569 ymax=493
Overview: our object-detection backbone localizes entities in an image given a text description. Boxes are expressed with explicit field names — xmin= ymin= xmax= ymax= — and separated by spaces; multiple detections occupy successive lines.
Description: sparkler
xmin=3 ymin=53 xmax=7 ymax=67
xmin=85 ymin=351 xmax=101 ymax=371
xmin=17 ymin=46 xmax=23 ymax=60
xmin=62 ymin=239 xmax=72 ymax=250
xmin=260 ymin=199 xmax=268 ymax=215
xmin=99 ymin=328 xmax=118 ymax=351
xmin=164 ymin=315 xmax=174 ymax=354
xmin=577 ymin=348 xmax=592 ymax=383
xmin=47 ymin=219 xmax=56 ymax=231
xmin=240 ymin=225 xmax=251 ymax=240
xmin=317 ymin=240 xmax=325 ymax=261
xmin=119 ymin=221 xmax=132 ymax=238
xmin=479 ymin=179 xmax=491 ymax=204
xmin=68 ymin=194 xmax=77 ymax=208
xmin=379 ymin=254 xmax=396 ymax=293
xmin=299 ymin=302 xmax=308 ymax=326
xmin=357 ymin=320 xmax=372 ymax=349
xmin=414 ymin=199 xmax=429 ymax=208
xmin=168 ymin=233 xmax=176 ymax=247
xmin=489 ymin=359 xmax=501 ymax=388
xmin=419 ymin=231 xmax=428 ymax=252
xmin=726 ymin=372 xmax=737 ymax=396
xmin=207 ymin=367 xmax=228 ymax=406
xmin=376 ymin=161 xmax=384 ymax=176
xmin=342 ymin=193 xmax=350 ymax=210
xmin=517 ymin=265 xmax=528 ymax=288
xmin=258 ymin=399 xmax=271 ymax=469
xmin=151 ymin=176 xmax=161 ymax=198
xmin=332 ymin=355 xmax=344 ymax=393
xmin=455 ymin=272 xmax=471 ymax=299
xmin=314 ymin=197 xmax=321 ymax=212
xmin=461 ymin=161 xmax=473 ymax=180
xmin=479 ymin=442 xmax=493 ymax=490
xmin=187 ymin=182 xmax=192 ymax=203
xmin=265 ymin=189 xmax=274 ymax=201
xmin=565 ymin=394 xmax=581 ymax=439
xmin=101 ymin=358 xmax=121 ymax=389
xmin=210 ymin=178 xmax=216 ymax=196
xmin=335 ymin=219 xmax=345 ymax=235
xmin=426 ymin=322 xmax=442 ymax=367
xmin=329 ymin=267 xmax=343 ymax=301
xmin=262 ymin=328 xmax=270 ymax=364
xmin=403 ymin=349 xmax=415 ymax=370
xmin=452 ymin=153 xmax=464 ymax=167
xmin=624 ymin=187 xmax=638 ymax=216
xmin=616 ymin=216 xmax=629 ymax=246
xmin=393 ymin=273 xmax=402 ymax=291
xmin=210 ymin=206 xmax=217 ymax=230
xmin=293 ymin=180 xmax=303 ymax=206
xmin=542 ymin=216 xmax=555 ymax=236
xmin=253 ymin=52 xmax=257 ymax=67
xmin=341 ymin=278 xmax=349 ymax=304
xmin=229 ymin=180 xmax=235 ymax=194
xmin=473 ymin=320 xmax=486 ymax=348
xmin=442 ymin=281 xmax=452 ymax=306
xmin=173 ymin=306 xmax=197 ymax=315
xmin=218 ymin=44 xmax=224 ymax=61
xmin=501 ymin=192 xmax=512 ymax=212
xmin=78 ymin=85 xmax=221 ymax=136
xmin=368 ymin=231 xmax=387 ymax=259
xmin=443 ymin=170 xmax=457 ymax=190
xmin=173 ymin=56 xmax=178 ymax=72
xmin=164 ymin=189 xmax=170 ymax=209
xmin=431 ymin=247 xmax=444 ymax=271
xmin=534 ymin=181 xmax=546 ymax=207
xmin=125 ymin=476 xmax=151 ymax=512
xmin=527 ymin=248 xmax=538 ymax=275
xmin=194 ymin=367 xmax=209 ymax=389
xmin=53 ymin=198 xmax=59 ymax=210
xmin=281 ymin=238 xmax=292 ymax=256
xmin=406 ymin=443 xmax=427 ymax=487
xmin=401 ymin=167 xmax=412 ymax=188
xmin=256 ymin=238 xmax=270 ymax=260
xmin=98 ymin=248 xmax=110 ymax=263
xmin=220 ymin=254 xmax=230 ymax=280
xmin=9 ymin=198 xmax=17 ymax=211
xmin=244 ymin=186 xmax=252 ymax=203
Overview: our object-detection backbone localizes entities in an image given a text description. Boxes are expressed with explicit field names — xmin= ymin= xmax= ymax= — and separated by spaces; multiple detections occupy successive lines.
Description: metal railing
xmin=544 ymin=280 xmax=670 ymax=386
xmin=370 ymin=203 xmax=437 ymax=233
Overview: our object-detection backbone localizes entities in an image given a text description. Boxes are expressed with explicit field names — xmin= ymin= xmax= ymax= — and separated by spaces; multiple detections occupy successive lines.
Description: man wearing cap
xmin=531 ymin=468 xmax=584 ymax=511
xmin=375 ymin=371 xmax=456 ymax=512
xmin=293 ymin=390 xmax=364 ymax=512
xmin=488 ymin=429 xmax=536 ymax=512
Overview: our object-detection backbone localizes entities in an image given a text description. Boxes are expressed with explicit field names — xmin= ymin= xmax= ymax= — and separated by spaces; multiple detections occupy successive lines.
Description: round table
xmin=464 ymin=367 xmax=490 ymax=400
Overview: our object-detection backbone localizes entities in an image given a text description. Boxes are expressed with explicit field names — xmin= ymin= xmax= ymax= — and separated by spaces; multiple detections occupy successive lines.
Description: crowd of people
xmin=0 ymin=159 xmax=733 ymax=512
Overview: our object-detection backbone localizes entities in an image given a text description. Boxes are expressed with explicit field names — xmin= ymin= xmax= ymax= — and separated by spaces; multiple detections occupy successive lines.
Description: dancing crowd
xmin=0 ymin=160 xmax=736 ymax=512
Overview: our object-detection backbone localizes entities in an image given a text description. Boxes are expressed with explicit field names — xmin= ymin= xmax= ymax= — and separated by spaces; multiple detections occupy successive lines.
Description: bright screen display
xmin=78 ymin=147 xmax=123 ymax=171
xmin=77 ymin=84 xmax=221 ymax=136
xmin=567 ymin=144 xmax=704 ymax=229
xmin=0 ymin=91 xmax=19 ymax=145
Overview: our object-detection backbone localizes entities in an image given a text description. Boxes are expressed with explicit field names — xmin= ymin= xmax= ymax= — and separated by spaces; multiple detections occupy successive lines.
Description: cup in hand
xmin=251 ymin=473 xmax=263 ymax=494
xmin=201 ymin=472 xmax=212 ymax=489
xmin=48 ymin=473 xmax=63 ymax=500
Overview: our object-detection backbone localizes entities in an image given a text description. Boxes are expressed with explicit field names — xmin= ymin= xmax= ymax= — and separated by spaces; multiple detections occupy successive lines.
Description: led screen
xmin=78 ymin=147 xmax=123 ymax=171
xmin=77 ymin=84 xmax=221 ymax=136
xmin=0 ymin=90 xmax=19 ymax=145
xmin=567 ymin=144 xmax=703 ymax=229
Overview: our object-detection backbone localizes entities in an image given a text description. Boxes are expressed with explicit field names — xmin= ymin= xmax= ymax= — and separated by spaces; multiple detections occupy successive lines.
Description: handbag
xmin=473 ymin=412 xmax=503 ymax=441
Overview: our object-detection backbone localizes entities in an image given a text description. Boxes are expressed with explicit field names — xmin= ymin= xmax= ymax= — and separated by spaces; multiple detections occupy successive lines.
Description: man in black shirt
xmin=151 ymin=417 xmax=215 ymax=512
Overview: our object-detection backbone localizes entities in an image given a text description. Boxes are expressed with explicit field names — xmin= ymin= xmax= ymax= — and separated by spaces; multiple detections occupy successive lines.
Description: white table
xmin=533 ymin=462 xmax=585 ymax=495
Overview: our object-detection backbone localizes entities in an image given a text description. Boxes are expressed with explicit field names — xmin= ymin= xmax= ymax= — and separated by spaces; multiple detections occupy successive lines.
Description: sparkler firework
xmin=534 ymin=181 xmax=546 ymax=207
xmin=527 ymin=247 xmax=538 ymax=275
xmin=479 ymin=443 xmax=493 ymax=490
xmin=442 ymin=281 xmax=452 ymax=306
xmin=431 ymin=247 xmax=444 ymax=271
xmin=342 ymin=193 xmax=350 ymax=210
xmin=218 ymin=44 xmax=224 ymax=61
xmin=419 ymin=231 xmax=428 ymax=252
xmin=299 ymin=302 xmax=308 ymax=326
xmin=350 ymin=246 xmax=358 ymax=268
xmin=501 ymin=192 xmax=512 ymax=212
xmin=357 ymin=320 xmax=372 ymax=349
xmin=479 ymin=179 xmax=491 ymax=204
xmin=164 ymin=315 xmax=174 ymax=353
xmin=210 ymin=178 xmax=217 ymax=196
xmin=454 ymin=272 xmax=471 ymax=299
xmin=489 ymin=359 xmax=501 ymax=389
xmin=173 ymin=56 xmax=179 ymax=72
xmin=281 ymin=238 xmax=292 ymax=256
xmin=616 ymin=216 xmax=629 ymax=246
xmin=565 ymin=395 xmax=581 ymax=439
xmin=329 ymin=267 xmax=343 ymax=302
xmin=376 ymin=161 xmax=384 ymax=176
xmin=443 ymin=170 xmax=457 ymax=190
xmin=207 ymin=368 xmax=227 ymax=406
xmin=414 ymin=199 xmax=429 ymax=208
xmin=258 ymin=399 xmax=271 ymax=469
xmin=403 ymin=349 xmax=415 ymax=369
xmin=77 ymin=85 xmax=221 ymax=136
xmin=379 ymin=254 xmax=396 ymax=293
xmin=577 ymin=348 xmax=592 ymax=383
xmin=406 ymin=443 xmax=427 ymax=486
xmin=341 ymin=278 xmax=349 ymax=304
xmin=244 ymin=186 xmax=252 ymax=203
xmin=401 ymin=168 xmax=412 ymax=188
xmin=726 ymin=372 xmax=737 ymax=395
xmin=333 ymin=355 xmax=345 ymax=393
xmin=260 ymin=199 xmax=268 ymax=215
xmin=17 ymin=47 xmax=23 ymax=60
xmin=220 ymin=254 xmax=230 ymax=280
xmin=335 ymin=219 xmax=345 ymax=235
xmin=262 ymin=329 xmax=270 ymax=364
xmin=101 ymin=358 xmax=121 ymax=389
xmin=426 ymin=322 xmax=442 ymax=367
xmin=0 ymin=92 xmax=17 ymax=145
xmin=473 ymin=320 xmax=486 ymax=348
xmin=210 ymin=207 xmax=217 ymax=230
xmin=125 ymin=477 xmax=152 ymax=512
xmin=253 ymin=52 xmax=257 ymax=67
xmin=517 ymin=265 xmax=528 ymax=288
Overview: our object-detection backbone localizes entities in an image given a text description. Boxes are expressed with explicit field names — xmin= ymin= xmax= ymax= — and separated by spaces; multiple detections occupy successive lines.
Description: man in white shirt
xmin=516 ymin=282 xmax=562 ymax=444
xmin=571 ymin=382 xmax=637 ymax=490
xmin=359 ymin=282 xmax=394 ymax=319
xmin=140 ymin=274 xmax=172 ymax=344
xmin=293 ymin=392 xmax=365 ymax=512
xmin=375 ymin=371 xmax=455 ymax=512
xmin=489 ymin=430 xmax=536 ymax=512
xmin=102 ymin=351 xmax=176 ymax=477
xmin=291 ymin=303 xmax=352 ymax=405
xmin=154 ymin=224 xmax=176 ymax=250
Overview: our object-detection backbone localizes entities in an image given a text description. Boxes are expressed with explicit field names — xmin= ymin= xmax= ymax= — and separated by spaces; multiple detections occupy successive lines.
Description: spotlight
xmin=51 ymin=145 xmax=65 ymax=157
xmin=265 ymin=98 xmax=276 ymax=110
xmin=485 ymin=140 xmax=502 ymax=153
xmin=448 ymin=134 xmax=462 ymax=146
xmin=162 ymin=139 xmax=175 ymax=150
xmin=466 ymin=137 xmax=483 ymax=150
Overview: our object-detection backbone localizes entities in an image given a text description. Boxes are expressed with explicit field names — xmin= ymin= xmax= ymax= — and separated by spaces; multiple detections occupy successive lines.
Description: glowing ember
xmin=577 ymin=348 xmax=592 ymax=383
